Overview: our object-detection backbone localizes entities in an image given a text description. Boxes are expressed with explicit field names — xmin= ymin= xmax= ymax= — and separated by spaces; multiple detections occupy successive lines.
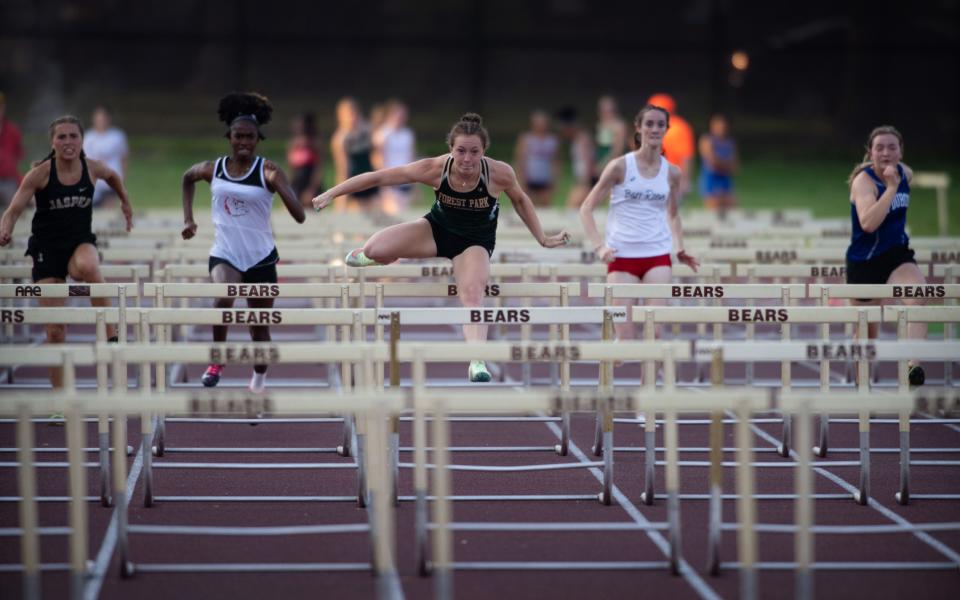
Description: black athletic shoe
xmin=908 ymin=364 xmax=925 ymax=386
xmin=108 ymin=336 xmax=119 ymax=343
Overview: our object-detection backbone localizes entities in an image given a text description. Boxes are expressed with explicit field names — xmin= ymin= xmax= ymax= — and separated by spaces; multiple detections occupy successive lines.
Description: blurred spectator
xmin=556 ymin=106 xmax=595 ymax=210
xmin=514 ymin=109 xmax=559 ymax=207
xmin=647 ymin=93 xmax=695 ymax=200
xmin=372 ymin=99 xmax=417 ymax=214
xmin=330 ymin=97 xmax=378 ymax=211
xmin=698 ymin=114 xmax=739 ymax=215
xmin=286 ymin=112 xmax=324 ymax=208
xmin=594 ymin=95 xmax=627 ymax=179
xmin=82 ymin=104 xmax=129 ymax=207
xmin=0 ymin=92 xmax=24 ymax=207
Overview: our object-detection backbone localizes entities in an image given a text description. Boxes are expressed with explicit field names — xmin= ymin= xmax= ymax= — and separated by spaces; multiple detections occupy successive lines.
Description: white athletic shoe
xmin=249 ymin=372 xmax=266 ymax=394
xmin=344 ymin=248 xmax=380 ymax=268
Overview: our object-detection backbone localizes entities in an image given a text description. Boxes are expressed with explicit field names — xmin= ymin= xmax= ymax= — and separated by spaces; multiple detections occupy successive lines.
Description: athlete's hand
xmin=677 ymin=249 xmax=699 ymax=272
xmin=541 ymin=230 xmax=571 ymax=249
xmin=312 ymin=191 xmax=334 ymax=212
xmin=0 ymin=230 xmax=11 ymax=247
xmin=121 ymin=202 xmax=133 ymax=232
xmin=596 ymin=244 xmax=617 ymax=264
xmin=182 ymin=220 xmax=197 ymax=240
xmin=882 ymin=165 xmax=901 ymax=188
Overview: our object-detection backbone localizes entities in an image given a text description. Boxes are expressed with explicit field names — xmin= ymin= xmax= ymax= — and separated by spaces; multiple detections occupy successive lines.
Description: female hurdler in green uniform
xmin=313 ymin=113 xmax=569 ymax=382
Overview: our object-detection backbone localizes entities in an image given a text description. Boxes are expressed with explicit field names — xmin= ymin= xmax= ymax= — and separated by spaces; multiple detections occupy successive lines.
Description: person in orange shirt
xmin=647 ymin=93 xmax=695 ymax=200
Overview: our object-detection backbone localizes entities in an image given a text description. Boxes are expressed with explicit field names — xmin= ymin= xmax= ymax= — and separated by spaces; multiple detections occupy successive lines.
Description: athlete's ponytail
xmin=446 ymin=112 xmax=490 ymax=149
xmin=633 ymin=105 xmax=670 ymax=149
xmin=847 ymin=125 xmax=903 ymax=188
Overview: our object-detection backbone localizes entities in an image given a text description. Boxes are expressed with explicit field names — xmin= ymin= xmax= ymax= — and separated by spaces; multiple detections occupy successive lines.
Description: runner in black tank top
xmin=424 ymin=156 xmax=499 ymax=258
xmin=312 ymin=113 xmax=570 ymax=382
xmin=0 ymin=115 xmax=133 ymax=389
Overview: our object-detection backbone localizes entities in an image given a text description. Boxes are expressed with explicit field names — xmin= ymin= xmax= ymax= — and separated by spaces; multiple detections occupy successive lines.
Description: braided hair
xmin=218 ymin=92 xmax=273 ymax=140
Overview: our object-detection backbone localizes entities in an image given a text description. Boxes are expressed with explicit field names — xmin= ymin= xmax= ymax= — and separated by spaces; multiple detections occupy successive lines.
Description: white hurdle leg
xmin=854 ymin=310 xmax=870 ymax=505
xmin=665 ymin=408 xmax=681 ymax=575
xmin=412 ymin=352 xmax=430 ymax=576
xmin=431 ymin=396 xmax=453 ymax=600
xmin=554 ymin=285 xmax=570 ymax=456
xmin=707 ymin=411 xmax=723 ymax=575
xmin=795 ymin=399 xmax=814 ymax=600
xmin=138 ymin=320 xmax=155 ymax=508
xmin=113 ymin=385 xmax=131 ymax=577
xmin=735 ymin=400 xmax=757 ymax=600
xmin=64 ymin=353 xmax=88 ymax=600
xmin=17 ymin=403 xmax=41 ymax=600
xmin=778 ymin=287 xmax=793 ymax=457
xmin=592 ymin=310 xmax=614 ymax=456
xmin=895 ymin=310 xmax=911 ymax=505
xmin=813 ymin=289 xmax=830 ymax=457
xmin=95 ymin=311 xmax=112 ymax=507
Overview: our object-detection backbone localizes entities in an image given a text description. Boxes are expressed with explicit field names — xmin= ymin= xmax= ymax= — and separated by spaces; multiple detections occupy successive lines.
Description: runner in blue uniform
xmin=846 ymin=125 xmax=927 ymax=385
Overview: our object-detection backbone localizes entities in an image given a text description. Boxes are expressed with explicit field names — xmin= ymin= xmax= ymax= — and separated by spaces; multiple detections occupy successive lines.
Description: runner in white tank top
xmin=579 ymin=104 xmax=699 ymax=348
xmin=181 ymin=92 xmax=306 ymax=393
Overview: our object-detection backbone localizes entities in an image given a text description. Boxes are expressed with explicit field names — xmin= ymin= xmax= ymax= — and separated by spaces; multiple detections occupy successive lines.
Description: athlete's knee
xmin=72 ymin=256 xmax=102 ymax=282
xmin=457 ymin=281 xmax=486 ymax=306
xmin=363 ymin=240 xmax=392 ymax=263
xmin=45 ymin=324 xmax=66 ymax=344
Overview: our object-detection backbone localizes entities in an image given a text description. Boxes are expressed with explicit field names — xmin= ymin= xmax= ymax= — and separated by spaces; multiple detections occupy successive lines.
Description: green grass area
xmin=122 ymin=136 xmax=958 ymax=236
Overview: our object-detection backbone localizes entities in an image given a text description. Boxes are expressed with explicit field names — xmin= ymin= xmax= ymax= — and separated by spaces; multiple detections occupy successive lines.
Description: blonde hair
xmin=847 ymin=125 xmax=903 ymax=187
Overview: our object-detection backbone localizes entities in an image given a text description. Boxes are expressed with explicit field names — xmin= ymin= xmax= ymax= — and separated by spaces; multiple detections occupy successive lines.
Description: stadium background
xmin=1 ymin=0 xmax=957 ymax=233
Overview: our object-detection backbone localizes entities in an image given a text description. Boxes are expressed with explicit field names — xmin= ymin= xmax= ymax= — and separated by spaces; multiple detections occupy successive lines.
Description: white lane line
xmin=84 ymin=428 xmax=146 ymax=600
xmin=746 ymin=418 xmax=960 ymax=565
xmin=543 ymin=420 xmax=722 ymax=600
xmin=918 ymin=411 xmax=960 ymax=434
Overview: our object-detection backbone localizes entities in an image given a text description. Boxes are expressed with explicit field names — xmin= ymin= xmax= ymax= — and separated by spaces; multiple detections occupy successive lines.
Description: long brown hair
xmin=633 ymin=105 xmax=670 ymax=149
xmin=846 ymin=125 xmax=903 ymax=187
xmin=34 ymin=115 xmax=85 ymax=166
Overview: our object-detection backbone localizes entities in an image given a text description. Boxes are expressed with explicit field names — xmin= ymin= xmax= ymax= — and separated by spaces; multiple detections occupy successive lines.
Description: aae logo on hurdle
xmin=14 ymin=285 xmax=41 ymax=297
xmin=209 ymin=345 xmax=281 ymax=364
xmin=226 ymin=284 xmax=281 ymax=297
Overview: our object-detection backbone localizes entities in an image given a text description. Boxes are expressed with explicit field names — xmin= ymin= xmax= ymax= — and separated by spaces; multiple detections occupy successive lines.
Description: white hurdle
xmin=135 ymin=306 xmax=377 ymax=458
xmin=0 ymin=387 xmax=403 ymax=595
xmin=696 ymin=340 xmax=960 ymax=512
xmin=414 ymin=385 xmax=771 ymax=595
